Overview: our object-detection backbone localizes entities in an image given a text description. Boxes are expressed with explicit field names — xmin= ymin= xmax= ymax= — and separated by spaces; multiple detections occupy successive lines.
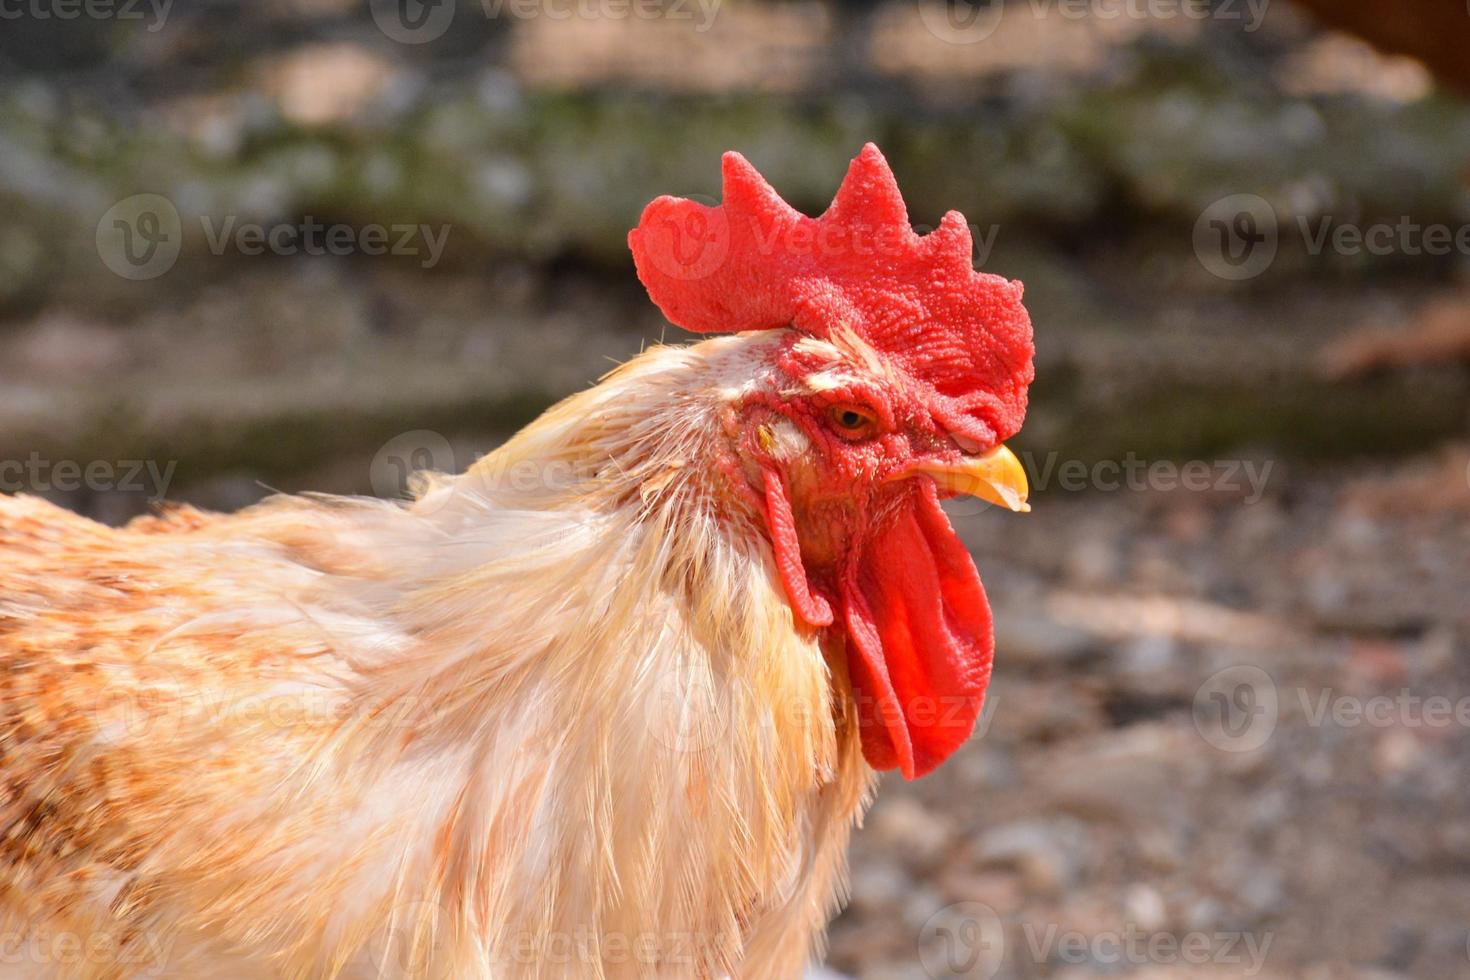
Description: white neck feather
xmin=326 ymin=336 xmax=871 ymax=978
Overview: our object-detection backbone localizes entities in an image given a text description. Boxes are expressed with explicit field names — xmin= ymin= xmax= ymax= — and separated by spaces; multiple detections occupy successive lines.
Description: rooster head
xmin=628 ymin=144 xmax=1035 ymax=779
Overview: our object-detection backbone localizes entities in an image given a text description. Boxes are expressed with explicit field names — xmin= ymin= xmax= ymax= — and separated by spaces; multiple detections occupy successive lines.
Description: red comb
xmin=628 ymin=143 xmax=1034 ymax=444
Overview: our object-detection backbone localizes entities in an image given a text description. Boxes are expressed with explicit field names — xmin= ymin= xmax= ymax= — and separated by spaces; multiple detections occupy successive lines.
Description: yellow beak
xmin=915 ymin=444 xmax=1031 ymax=513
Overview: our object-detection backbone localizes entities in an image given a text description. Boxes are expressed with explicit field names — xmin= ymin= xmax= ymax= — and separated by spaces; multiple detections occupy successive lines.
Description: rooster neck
xmin=338 ymin=336 xmax=875 ymax=976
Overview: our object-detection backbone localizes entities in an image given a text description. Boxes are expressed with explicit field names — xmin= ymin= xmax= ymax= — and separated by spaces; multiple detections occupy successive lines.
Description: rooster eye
xmin=828 ymin=404 xmax=878 ymax=439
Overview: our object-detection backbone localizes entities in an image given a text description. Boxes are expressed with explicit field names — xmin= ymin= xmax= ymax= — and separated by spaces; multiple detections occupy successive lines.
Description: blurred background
xmin=3 ymin=1 xmax=1470 ymax=977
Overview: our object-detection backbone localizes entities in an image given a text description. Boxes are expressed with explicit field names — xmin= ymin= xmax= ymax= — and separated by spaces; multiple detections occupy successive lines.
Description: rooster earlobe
xmin=823 ymin=143 xmax=909 ymax=231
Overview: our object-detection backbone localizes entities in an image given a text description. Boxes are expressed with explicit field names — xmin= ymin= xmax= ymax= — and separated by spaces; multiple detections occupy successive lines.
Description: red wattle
xmin=840 ymin=483 xmax=994 ymax=779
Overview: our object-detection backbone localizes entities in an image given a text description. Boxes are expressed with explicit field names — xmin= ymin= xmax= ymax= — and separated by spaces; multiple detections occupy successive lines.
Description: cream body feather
xmin=0 ymin=332 xmax=874 ymax=979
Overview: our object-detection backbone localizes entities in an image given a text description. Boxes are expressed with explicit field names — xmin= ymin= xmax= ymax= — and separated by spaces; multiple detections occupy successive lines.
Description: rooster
xmin=0 ymin=144 xmax=1034 ymax=979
